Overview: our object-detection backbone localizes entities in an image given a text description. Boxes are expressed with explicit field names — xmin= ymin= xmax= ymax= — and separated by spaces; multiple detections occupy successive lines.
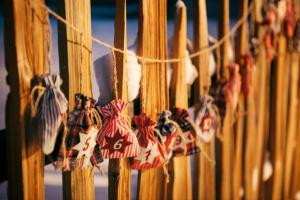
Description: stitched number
xmin=113 ymin=139 xmax=123 ymax=150
xmin=202 ymin=118 xmax=212 ymax=131
xmin=83 ymin=137 xmax=91 ymax=151
xmin=145 ymin=150 xmax=151 ymax=160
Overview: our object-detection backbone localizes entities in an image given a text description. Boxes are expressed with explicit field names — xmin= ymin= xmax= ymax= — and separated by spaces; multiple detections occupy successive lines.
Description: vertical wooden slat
xmin=219 ymin=0 xmax=230 ymax=79
xmin=193 ymin=0 xmax=215 ymax=199
xmin=57 ymin=1 xmax=95 ymax=199
xmin=283 ymin=52 xmax=299 ymax=199
xmin=270 ymin=34 xmax=287 ymax=200
xmin=137 ymin=0 xmax=169 ymax=199
xmin=218 ymin=0 xmax=233 ymax=199
xmin=233 ymin=0 xmax=248 ymax=199
xmin=108 ymin=1 xmax=131 ymax=200
xmin=4 ymin=0 xmax=46 ymax=199
xmin=168 ymin=2 xmax=192 ymax=200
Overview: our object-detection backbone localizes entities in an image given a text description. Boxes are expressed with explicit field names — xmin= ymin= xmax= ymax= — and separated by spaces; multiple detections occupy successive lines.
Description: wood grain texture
xmin=218 ymin=0 xmax=230 ymax=79
xmin=168 ymin=3 xmax=192 ymax=200
xmin=4 ymin=0 xmax=46 ymax=199
xmin=218 ymin=0 xmax=233 ymax=199
xmin=283 ymin=52 xmax=299 ymax=199
xmin=270 ymin=34 xmax=287 ymax=200
xmin=108 ymin=1 xmax=131 ymax=200
xmin=137 ymin=0 xmax=169 ymax=199
xmin=193 ymin=0 xmax=215 ymax=199
xmin=57 ymin=0 xmax=95 ymax=199
xmin=233 ymin=0 xmax=248 ymax=199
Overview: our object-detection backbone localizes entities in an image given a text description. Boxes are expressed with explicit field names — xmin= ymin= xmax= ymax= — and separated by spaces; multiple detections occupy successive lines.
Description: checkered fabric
xmin=56 ymin=94 xmax=103 ymax=171
xmin=97 ymin=99 xmax=140 ymax=159
xmin=154 ymin=110 xmax=177 ymax=159
xmin=171 ymin=107 xmax=200 ymax=156
xmin=131 ymin=114 xmax=165 ymax=170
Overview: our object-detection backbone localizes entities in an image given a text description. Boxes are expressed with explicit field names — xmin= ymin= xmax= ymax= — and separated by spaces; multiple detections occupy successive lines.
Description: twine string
xmin=31 ymin=0 xmax=253 ymax=64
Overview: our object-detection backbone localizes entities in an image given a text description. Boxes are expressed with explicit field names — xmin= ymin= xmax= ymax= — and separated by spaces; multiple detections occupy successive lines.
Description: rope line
xmin=32 ymin=0 xmax=253 ymax=64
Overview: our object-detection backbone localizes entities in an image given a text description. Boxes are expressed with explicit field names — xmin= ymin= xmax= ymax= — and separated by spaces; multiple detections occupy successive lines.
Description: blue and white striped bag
xmin=31 ymin=74 xmax=68 ymax=155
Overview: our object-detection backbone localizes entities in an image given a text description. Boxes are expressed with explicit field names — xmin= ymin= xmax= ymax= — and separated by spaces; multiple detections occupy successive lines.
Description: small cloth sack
xmin=194 ymin=95 xmax=219 ymax=143
xmin=58 ymin=94 xmax=103 ymax=171
xmin=31 ymin=74 xmax=68 ymax=155
xmin=131 ymin=114 xmax=165 ymax=170
xmin=155 ymin=110 xmax=178 ymax=160
xmin=97 ymin=100 xmax=140 ymax=159
xmin=171 ymin=108 xmax=200 ymax=156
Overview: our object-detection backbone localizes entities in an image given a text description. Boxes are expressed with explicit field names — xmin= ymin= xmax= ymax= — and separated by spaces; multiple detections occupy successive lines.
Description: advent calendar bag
xmin=131 ymin=114 xmax=165 ymax=170
xmin=171 ymin=107 xmax=200 ymax=156
xmin=97 ymin=100 xmax=140 ymax=159
xmin=194 ymin=95 xmax=219 ymax=143
xmin=57 ymin=94 xmax=103 ymax=171
xmin=155 ymin=110 xmax=178 ymax=160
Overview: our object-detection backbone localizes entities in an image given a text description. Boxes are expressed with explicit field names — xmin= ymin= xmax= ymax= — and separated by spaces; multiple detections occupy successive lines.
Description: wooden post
xmin=193 ymin=0 xmax=215 ymax=199
xmin=57 ymin=1 xmax=95 ymax=199
xmin=218 ymin=0 xmax=233 ymax=199
xmin=108 ymin=1 xmax=131 ymax=200
xmin=270 ymin=34 xmax=287 ymax=200
xmin=283 ymin=52 xmax=299 ymax=199
xmin=233 ymin=0 xmax=248 ymax=199
xmin=137 ymin=0 xmax=169 ymax=199
xmin=283 ymin=1 xmax=300 ymax=198
xmin=218 ymin=0 xmax=230 ymax=79
xmin=168 ymin=2 xmax=192 ymax=200
xmin=4 ymin=0 xmax=46 ymax=199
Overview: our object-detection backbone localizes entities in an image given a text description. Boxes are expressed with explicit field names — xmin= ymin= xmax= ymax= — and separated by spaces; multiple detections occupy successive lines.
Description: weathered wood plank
xmin=137 ymin=0 xmax=169 ymax=199
xmin=218 ymin=0 xmax=234 ymax=199
xmin=270 ymin=34 xmax=287 ymax=200
xmin=169 ymin=3 xmax=192 ymax=200
xmin=4 ymin=0 xmax=46 ymax=199
xmin=283 ymin=52 xmax=299 ymax=199
xmin=233 ymin=0 xmax=248 ymax=199
xmin=108 ymin=1 xmax=131 ymax=200
xmin=57 ymin=0 xmax=95 ymax=199
xmin=193 ymin=0 xmax=216 ymax=199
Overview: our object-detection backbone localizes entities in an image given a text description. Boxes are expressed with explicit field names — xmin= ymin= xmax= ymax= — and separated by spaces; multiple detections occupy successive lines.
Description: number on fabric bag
xmin=113 ymin=139 xmax=124 ymax=150
xmin=83 ymin=137 xmax=91 ymax=151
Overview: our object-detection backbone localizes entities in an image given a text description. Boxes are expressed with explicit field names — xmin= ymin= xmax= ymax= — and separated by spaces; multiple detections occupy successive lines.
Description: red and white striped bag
xmin=131 ymin=114 xmax=165 ymax=170
xmin=97 ymin=100 xmax=140 ymax=159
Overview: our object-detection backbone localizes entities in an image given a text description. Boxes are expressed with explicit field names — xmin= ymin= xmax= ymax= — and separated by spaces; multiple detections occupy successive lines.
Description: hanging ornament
xmin=56 ymin=94 xmax=103 ymax=171
xmin=284 ymin=0 xmax=296 ymax=38
xmin=239 ymin=54 xmax=255 ymax=97
xmin=31 ymin=74 xmax=68 ymax=155
xmin=262 ymin=3 xmax=278 ymax=61
xmin=155 ymin=110 xmax=178 ymax=160
xmin=193 ymin=95 xmax=219 ymax=143
xmin=277 ymin=0 xmax=287 ymax=21
xmin=97 ymin=99 xmax=140 ymax=159
xmin=264 ymin=29 xmax=276 ymax=61
xmin=224 ymin=64 xmax=241 ymax=110
xmin=171 ymin=107 xmax=200 ymax=156
xmin=131 ymin=114 xmax=165 ymax=170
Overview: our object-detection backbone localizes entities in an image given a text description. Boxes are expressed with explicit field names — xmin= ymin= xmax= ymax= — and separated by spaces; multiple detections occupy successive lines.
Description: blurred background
xmin=0 ymin=0 xmax=239 ymax=199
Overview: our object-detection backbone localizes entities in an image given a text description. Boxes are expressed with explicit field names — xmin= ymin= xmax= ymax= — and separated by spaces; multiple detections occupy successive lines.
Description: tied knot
xmin=133 ymin=114 xmax=156 ymax=147
xmin=98 ymin=99 xmax=128 ymax=118
xmin=155 ymin=110 xmax=176 ymax=136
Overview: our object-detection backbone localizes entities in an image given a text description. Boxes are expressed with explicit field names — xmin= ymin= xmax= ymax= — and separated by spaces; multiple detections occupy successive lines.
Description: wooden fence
xmin=3 ymin=0 xmax=300 ymax=199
